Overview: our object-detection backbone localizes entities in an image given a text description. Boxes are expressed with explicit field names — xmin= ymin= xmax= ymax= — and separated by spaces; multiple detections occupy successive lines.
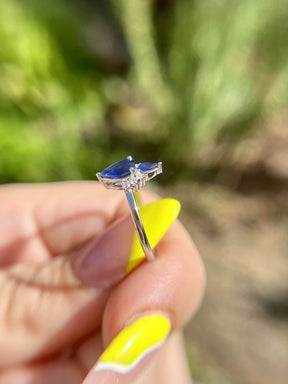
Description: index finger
xmin=0 ymin=182 xmax=130 ymax=265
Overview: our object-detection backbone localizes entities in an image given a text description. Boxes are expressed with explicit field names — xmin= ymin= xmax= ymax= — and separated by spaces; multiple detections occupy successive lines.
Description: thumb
xmin=0 ymin=214 xmax=134 ymax=367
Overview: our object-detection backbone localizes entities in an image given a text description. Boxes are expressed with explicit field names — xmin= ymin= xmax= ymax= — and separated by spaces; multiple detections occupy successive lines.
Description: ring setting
xmin=96 ymin=156 xmax=162 ymax=192
xmin=96 ymin=156 xmax=163 ymax=261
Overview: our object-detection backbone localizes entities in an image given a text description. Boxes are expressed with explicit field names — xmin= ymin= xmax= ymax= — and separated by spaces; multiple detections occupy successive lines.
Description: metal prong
xmin=127 ymin=155 xmax=133 ymax=161
xmin=96 ymin=172 xmax=102 ymax=182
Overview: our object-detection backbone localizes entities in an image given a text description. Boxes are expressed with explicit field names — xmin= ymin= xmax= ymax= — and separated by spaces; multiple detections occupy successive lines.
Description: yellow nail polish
xmin=127 ymin=198 xmax=181 ymax=273
xmin=95 ymin=314 xmax=171 ymax=374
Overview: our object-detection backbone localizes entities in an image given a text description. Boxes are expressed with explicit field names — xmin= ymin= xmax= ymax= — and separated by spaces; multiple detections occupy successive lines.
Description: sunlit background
xmin=1 ymin=0 xmax=287 ymax=383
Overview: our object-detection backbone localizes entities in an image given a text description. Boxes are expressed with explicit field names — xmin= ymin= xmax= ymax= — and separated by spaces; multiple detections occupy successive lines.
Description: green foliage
xmin=0 ymin=0 xmax=287 ymax=182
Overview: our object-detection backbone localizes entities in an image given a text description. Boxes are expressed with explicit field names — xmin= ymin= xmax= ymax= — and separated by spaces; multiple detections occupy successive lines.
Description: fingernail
xmin=127 ymin=198 xmax=181 ymax=272
xmin=74 ymin=199 xmax=180 ymax=287
xmin=83 ymin=314 xmax=171 ymax=383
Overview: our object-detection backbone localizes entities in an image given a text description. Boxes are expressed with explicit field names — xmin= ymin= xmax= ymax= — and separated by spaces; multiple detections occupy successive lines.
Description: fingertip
xmin=101 ymin=219 xmax=205 ymax=351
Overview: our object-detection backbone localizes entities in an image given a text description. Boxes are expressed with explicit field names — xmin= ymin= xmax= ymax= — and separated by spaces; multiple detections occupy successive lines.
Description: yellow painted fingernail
xmin=95 ymin=314 xmax=171 ymax=374
xmin=127 ymin=198 xmax=181 ymax=273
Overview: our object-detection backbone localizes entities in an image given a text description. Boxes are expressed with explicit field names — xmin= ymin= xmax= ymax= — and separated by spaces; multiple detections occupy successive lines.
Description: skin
xmin=0 ymin=182 xmax=205 ymax=384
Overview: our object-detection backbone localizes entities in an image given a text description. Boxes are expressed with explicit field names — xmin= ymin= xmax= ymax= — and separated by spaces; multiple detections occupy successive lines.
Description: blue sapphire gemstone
xmin=137 ymin=162 xmax=158 ymax=172
xmin=100 ymin=158 xmax=135 ymax=179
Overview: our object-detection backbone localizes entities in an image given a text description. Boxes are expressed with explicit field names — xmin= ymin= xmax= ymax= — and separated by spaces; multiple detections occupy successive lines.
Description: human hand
xmin=0 ymin=182 xmax=205 ymax=384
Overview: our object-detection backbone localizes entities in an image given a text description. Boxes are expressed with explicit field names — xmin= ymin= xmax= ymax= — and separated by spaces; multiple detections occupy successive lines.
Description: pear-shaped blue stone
xmin=100 ymin=158 xmax=135 ymax=179
xmin=138 ymin=162 xmax=158 ymax=172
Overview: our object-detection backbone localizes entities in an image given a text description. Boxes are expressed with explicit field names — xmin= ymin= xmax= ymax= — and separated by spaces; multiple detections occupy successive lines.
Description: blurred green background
xmin=1 ymin=0 xmax=288 ymax=183
xmin=1 ymin=1 xmax=288 ymax=383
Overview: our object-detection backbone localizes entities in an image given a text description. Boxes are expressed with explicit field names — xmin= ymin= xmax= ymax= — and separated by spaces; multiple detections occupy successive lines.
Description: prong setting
xmin=97 ymin=156 xmax=162 ymax=192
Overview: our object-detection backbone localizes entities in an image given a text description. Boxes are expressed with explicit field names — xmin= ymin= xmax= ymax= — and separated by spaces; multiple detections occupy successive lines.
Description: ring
xmin=96 ymin=156 xmax=162 ymax=261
